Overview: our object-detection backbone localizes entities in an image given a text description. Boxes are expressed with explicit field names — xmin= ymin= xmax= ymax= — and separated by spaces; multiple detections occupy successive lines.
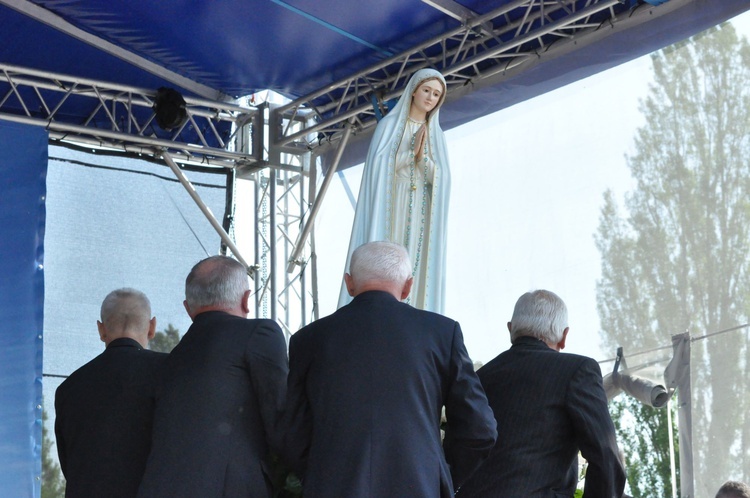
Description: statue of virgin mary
xmin=338 ymin=68 xmax=451 ymax=313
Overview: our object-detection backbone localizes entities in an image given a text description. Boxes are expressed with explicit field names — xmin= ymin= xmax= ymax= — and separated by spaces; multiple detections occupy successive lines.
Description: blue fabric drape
xmin=0 ymin=121 xmax=47 ymax=498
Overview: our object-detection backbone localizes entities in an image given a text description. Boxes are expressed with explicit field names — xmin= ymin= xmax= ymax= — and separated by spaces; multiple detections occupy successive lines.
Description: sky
xmin=304 ymin=10 xmax=750 ymax=366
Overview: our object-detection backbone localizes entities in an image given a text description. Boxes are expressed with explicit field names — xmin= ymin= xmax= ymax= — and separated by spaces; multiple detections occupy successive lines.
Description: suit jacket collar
xmin=193 ymin=310 xmax=233 ymax=323
xmin=193 ymin=310 xmax=229 ymax=323
xmin=106 ymin=337 xmax=144 ymax=350
xmin=350 ymin=290 xmax=400 ymax=305
xmin=511 ymin=335 xmax=554 ymax=352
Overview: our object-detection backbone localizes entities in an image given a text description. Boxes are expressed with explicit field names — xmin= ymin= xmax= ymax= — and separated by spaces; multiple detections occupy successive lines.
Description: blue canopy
xmin=1 ymin=0 xmax=749 ymax=167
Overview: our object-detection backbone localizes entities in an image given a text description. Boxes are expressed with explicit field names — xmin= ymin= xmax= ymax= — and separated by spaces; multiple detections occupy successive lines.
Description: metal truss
xmin=274 ymin=0 xmax=629 ymax=152
xmin=2 ymin=0 xmax=641 ymax=168
xmin=252 ymin=145 xmax=318 ymax=338
xmin=0 ymin=63 xmax=265 ymax=171
xmin=0 ymin=62 xmax=317 ymax=335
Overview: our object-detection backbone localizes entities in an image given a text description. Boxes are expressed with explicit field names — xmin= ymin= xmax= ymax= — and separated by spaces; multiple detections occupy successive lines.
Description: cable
xmin=49 ymin=155 xmax=225 ymax=189
xmin=599 ymin=322 xmax=750 ymax=365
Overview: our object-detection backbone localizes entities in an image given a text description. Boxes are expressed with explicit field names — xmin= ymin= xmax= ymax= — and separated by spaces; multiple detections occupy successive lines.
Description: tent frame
xmin=274 ymin=0 xmax=659 ymax=156
xmin=0 ymin=0 xmax=712 ymax=336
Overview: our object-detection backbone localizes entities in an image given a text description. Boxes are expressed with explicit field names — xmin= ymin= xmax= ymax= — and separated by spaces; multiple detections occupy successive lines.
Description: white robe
xmin=338 ymin=68 xmax=451 ymax=314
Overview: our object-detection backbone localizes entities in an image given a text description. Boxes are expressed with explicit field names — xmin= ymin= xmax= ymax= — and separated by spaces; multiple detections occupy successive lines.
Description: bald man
xmin=55 ymin=288 xmax=167 ymax=498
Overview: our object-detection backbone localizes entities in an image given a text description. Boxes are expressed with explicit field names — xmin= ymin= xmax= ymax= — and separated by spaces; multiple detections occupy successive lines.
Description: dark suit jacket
xmin=457 ymin=336 xmax=626 ymax=498
xmin=283 ymin=291 xmax=497 ymax=498
xmin=54 ymin=337 xmax=167 ymax=498
xmin=137 ymin=312 xmax=288 ymax=498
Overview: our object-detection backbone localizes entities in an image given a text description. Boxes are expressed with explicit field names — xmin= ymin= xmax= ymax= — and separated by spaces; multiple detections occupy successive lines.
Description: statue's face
xmin=411 ymin=79 xmax=444 ymax=116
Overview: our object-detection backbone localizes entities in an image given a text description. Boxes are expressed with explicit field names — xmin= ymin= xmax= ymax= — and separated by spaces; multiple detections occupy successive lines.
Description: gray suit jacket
xmin=457 ymin=336 xmax=626 ymax=498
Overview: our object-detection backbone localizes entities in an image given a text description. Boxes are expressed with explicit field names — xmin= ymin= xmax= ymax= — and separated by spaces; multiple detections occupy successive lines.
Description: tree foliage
xmin=596 ymin=23 xmax=750 ymax=494
xmin=149 ymin=323 xmax=181 ymax=353
xmin=609 ymin=395 xmax=679 ymax=498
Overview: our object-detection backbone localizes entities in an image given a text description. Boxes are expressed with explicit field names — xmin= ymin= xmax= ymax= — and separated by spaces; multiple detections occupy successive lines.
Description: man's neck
xmin=353 ymin=282 xmax=402 ymax=300
xmin=191 ymin=305 xmax=245 ymax=319
xmin=106 ymin=335 xmax=146 ymax=348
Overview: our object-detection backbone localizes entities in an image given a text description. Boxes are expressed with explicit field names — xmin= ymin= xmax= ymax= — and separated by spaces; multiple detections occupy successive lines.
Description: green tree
xmin=608 ymin=396 xmax=679 ymax=498
xmin=149 ymin=323 xmax=181 ymax=353
xmin=42 ymin=407 xmax=65 ymax=498
xmin=596 ymin=23 xmax=750 ymax=494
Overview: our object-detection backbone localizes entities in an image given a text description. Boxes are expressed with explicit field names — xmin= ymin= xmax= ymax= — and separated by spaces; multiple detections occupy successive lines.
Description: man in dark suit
xmin=55 ymin=288 xmax=166 ymax=498
xmin=457 ymin=289 xmax=626 ymax=498
xmin=283 ymin=241 xmax=497 ymax=498
xmin=137 ymin=256 xmax=288 ymax=498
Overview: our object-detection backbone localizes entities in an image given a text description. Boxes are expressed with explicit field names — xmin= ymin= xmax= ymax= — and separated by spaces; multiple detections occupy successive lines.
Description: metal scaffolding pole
xmin=162 ymin=150 xmax=252 ymax=274
xmin=287 ymin=120 xmax=354 ymax=272
xmin=666 ymin=333 xmax=693 ymax=498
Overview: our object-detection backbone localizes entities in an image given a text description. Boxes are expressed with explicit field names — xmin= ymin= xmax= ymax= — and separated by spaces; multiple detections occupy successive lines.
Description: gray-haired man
xmin=283 ymin=241 xmax=497 ymax=498
xmin=138 ymin=256 xmax=288 ymax=498
xmin=458 ymin=289 xmax=626 ymax=498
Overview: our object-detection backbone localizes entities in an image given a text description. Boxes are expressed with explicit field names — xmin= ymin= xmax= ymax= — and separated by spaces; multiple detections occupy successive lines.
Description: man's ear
xmin=147 ymin=317 xmax=157 ymax=341
xmin=97 ymin=320 xmax=107 ymax=343
xmin=344 ymin=273 xmax=356 ymax=297
xmin=241 ymin=290 xmax=251 ymax=315
xmin=400 ymin=276 xmax=414 ymax=301
xmin=183 ymin=299 xmax=194 ymax=320
xmin=507 ymin=321 xmax=512 ymax=333
xmin=556 ymin=327 xmax=570 ymax=351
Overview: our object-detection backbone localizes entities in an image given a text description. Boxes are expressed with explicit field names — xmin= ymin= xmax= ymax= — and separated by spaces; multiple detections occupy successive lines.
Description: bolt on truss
xmin=273 ymin=0 xmax=630 ymax=153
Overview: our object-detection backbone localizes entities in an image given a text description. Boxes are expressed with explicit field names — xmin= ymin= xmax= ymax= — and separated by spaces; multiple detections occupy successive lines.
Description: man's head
xmin=716 ymin=481 xmax=750 ymax=498
xmin=184 ymin=255 xmax=250 ymax=319
xmin=344 ymin=241 xmax=413 ymax=300
xmin=97 ymin=288 xmax=156 ymax=348
xmin=508 ymin=289 xmax=569 ymax=351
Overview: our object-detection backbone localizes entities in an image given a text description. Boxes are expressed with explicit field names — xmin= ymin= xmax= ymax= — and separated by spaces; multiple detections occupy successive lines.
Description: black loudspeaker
xmin=153 ymin=87 xmax=187 ymax=131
